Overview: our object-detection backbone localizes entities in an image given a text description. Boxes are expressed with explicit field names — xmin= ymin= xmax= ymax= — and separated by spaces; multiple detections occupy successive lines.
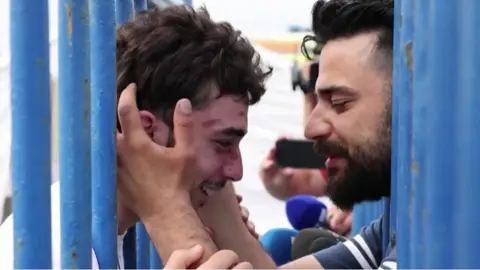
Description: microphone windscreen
xmin=286 ymin=195 xmax=328 ymax=230
xmin=309 ymin=237 xmax=340 ymax=253
xmin=260 ymin=228 xmax=298 ymax=266
xmin=291 ymin=228 xmax=347 ymax=260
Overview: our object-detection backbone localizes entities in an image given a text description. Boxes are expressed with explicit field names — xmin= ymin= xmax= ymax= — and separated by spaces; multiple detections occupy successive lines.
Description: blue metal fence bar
xmin=351 ymin=200 xmax=385 ymax=235
xmin=456 ymin=0 xmax=480 ymax=267
xmin=58 ymin=0 xmax=92 ymax=268
xmin=410 ymin=0 xmax=428 ymax=267
xmin=90 ymin=0 xmax=118 ymax=268
xmin=150 ymin=241 xmax=163 ymax=269
xmin=116 ymin=0 xmax=135 ymax=24
xmin=135 ymin=223 xmax=150 ymax=269
xmin=424 ymin=0 xmax=457 ymax=268
xmin=10 ymin=0 xmax=52 ymax=268
xmin=351 ymin=204 xmax=365 ymax=235
xmin=392 ymin=0 xmax=413 ymax=267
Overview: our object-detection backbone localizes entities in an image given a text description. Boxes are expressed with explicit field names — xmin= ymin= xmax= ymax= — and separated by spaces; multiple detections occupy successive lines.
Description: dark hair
xmin=303 ymin=0 xmax=393 ymax=70
xmin=116 ymin=5 xmax=271 ymax=127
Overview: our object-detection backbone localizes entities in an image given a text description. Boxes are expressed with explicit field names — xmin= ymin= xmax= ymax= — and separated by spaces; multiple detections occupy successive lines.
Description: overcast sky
xmin=193 ymin=0 xmax=317 ymax=36
xmin=0 ymin=0 xmax=317 ymax=62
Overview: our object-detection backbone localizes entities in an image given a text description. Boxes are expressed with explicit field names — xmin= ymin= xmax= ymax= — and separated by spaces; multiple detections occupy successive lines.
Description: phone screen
xmin=274 ymin=139 xmax=326 ymax=169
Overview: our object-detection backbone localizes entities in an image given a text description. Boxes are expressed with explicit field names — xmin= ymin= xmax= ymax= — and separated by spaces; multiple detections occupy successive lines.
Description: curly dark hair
xmin=116 ymin=5 xmax=272 ymax=127
xmin=303 ymin=0 xmax=393 ymax=71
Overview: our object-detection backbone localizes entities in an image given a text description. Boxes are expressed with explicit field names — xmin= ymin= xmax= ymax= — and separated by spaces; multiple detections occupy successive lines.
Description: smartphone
xmin=274 ymin=139 xmax=327 ymax=169
xmin=308 ymin=61 xmax=319 ymax=91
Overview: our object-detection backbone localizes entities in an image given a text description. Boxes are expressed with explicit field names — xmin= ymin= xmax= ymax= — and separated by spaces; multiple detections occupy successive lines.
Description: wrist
xmin=139 ymin=189 xmax=191 ymax=222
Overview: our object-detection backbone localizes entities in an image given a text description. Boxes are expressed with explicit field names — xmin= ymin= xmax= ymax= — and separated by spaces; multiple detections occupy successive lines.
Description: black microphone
xmin=291 ymin=228 xmax=347 ymax=260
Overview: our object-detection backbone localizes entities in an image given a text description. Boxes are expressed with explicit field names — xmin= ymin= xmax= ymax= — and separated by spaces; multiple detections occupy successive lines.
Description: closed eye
xmin=215 ymin=140 xmax=233 ymax=148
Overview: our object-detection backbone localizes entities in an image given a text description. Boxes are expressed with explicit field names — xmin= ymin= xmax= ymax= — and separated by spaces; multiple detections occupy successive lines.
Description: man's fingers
xmin=233 ymin=262 xmax=254 ymax=269
xmin=265 ymin=146 xmax=276 ymax=161
xmin=261 ymin=159 xmax=279 ymax=179
xmin=281 ymin=167 xmax=294 ymax=178
xmin=331 ymin=210 xmax=347 ymax=226
xmin=329 ymin=210 xmax=352 ymax=234
xmin=172 ymin=99 xmax=195 ymax=152
xmin=241 ymin=206 xmax=249 ymax=221
xmin=205 ymin=226 xmax=213 ymax=237
xmin=164 ymin=245 xmax=203 ymax=269
xmin=117 ymin=83 xmax=147 ymax=146
xmin=247 ymin=220 xmax=255 ymax=233
xmin=197 ymin=250 xmax=239 ymax=269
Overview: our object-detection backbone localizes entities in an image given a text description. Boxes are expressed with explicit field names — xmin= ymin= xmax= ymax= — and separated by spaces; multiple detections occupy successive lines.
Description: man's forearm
xmin=142 ymin=194 xmax=218 ymax=263
xmin=200 ymin=183 xmax=277 ymax=268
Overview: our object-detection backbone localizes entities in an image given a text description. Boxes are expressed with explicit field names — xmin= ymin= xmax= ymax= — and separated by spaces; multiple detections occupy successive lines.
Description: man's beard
xmin=314 ymin=115 xmax=391 ymax=210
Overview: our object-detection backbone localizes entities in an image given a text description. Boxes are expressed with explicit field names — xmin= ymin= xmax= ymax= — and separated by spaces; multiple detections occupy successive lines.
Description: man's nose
xmin=304 ymin=106 xmax=332 ymax=140
xmin=223 ymin=154 xmax=243 ymax=181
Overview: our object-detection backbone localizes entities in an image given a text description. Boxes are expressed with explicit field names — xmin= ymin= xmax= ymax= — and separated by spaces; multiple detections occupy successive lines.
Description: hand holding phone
xmin=274 ymin=139 xmax=326 ymax=169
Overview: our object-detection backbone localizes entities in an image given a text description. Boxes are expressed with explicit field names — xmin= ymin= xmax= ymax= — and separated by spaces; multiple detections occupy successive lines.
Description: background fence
xmin=352 ymin=0 xmax=480 ymax=268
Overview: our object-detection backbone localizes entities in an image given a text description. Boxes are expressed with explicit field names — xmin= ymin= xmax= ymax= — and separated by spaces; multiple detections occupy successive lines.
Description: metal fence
xmin=351 ymin=0 xmax=480 ymax=268
xmin=10 ymin=0 xmax=170 ymax=268
xmin=10 ymin=0 xmax=480 ymax=268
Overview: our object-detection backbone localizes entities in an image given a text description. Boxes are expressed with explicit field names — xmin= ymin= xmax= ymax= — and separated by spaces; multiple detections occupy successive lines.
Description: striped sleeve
xmin=313 ymin=217 xmax=384 ymax=269
xmin=378 ymin=246 xmax=396 ymax=269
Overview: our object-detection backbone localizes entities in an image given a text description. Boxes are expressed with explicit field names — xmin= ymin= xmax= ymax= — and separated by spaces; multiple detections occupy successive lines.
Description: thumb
xmin=172 ymin=99 xmax=195 ymax=152
xmin=261 ymin=148 xmax=279 ymax=176
xmin=330 ymin=211 xmax=346 ymax=229
xmin=165 ymin=245 xmax=203 ymax=269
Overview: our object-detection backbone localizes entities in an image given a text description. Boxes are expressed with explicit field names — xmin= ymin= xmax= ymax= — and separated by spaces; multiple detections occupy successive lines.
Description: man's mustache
xmin=313 ymin=140 xmax=349 ymax=158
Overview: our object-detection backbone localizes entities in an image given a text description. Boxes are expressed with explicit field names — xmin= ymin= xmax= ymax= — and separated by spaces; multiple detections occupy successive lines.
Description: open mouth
xmin=200 ymin=180 xmax=227 ymax=197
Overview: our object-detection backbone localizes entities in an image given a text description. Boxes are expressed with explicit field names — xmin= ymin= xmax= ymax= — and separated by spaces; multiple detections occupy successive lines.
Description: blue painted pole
xmin=150 ymin=242 xmax=163 ymax=269
xmin=424 ymin=1 xmax=457 ymax=268
xmin=90 ymin=0 xmax=118 ymax=268
xmin=116 ymin=0 xmax=134 ymax=24
xmin=136 ymin=223 xmax=150 ymax=269
xmin=184 ymin=0 xmax=193 ymax=6
xmin=382 ymin=198 xmax=390 ymax=256
xmin=455 ymin=0 xmax=480 ymax=267
xmin=352 ymin=200 xmax=384 ymax=235
xmin=351 ymin=203 xmax=365 ymax=235
xmin=10 ymin=0 xmax=52 ymax=268
xmin=410 ymin=0 xmax=428 ymax=268
xmin=58 ymin=0 xmax=92 ymax=268
xmin=134 ymin=0 xmax=148 ymax=12
xmin=393 ymin=0 xmax=413 ymax=268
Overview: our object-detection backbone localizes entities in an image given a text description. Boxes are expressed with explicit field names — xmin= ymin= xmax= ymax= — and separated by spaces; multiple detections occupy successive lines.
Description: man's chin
xmin=327 ymin=169 xmax=345 ymax=183
xmin=325 ymin=176 xmax=357 ymax=210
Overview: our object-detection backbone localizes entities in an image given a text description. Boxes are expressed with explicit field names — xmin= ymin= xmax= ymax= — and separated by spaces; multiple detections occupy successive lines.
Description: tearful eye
xmin=331 ymin=100 xmax=350 ymax=112
xmin=215 ymin=140 xmax=233 ymax=148
xmin=332 ymin=100 xmax=347 ymax=106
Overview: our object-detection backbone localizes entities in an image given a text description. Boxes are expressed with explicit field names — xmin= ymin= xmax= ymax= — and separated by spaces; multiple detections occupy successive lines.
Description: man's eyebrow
xmin=216 ymin=127 xmax=247 ymax=138
xmin=316 ymin=85 xmax=355 ymax=95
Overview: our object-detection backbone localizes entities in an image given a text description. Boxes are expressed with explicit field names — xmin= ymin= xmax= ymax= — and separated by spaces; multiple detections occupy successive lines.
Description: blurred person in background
xmin=260 ymin=44 xmax=352 ymax=236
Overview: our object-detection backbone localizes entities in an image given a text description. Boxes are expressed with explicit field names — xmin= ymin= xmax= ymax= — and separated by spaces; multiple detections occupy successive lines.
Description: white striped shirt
xmin=314 ymin=216 xmax=397 ymax=269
